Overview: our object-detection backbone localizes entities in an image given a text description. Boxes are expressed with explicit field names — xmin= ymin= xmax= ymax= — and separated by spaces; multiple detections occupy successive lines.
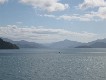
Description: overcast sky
xmin=0 ymin=0 xmax=106 ymax=43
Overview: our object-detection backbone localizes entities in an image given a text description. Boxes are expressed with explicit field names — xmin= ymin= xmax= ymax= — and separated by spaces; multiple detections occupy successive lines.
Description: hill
xmin=75 ymin=45 xmax=92 ymax=48
xmin=0 ymin=38 xmax=19 ymax=49
xmin=2 ymin=37 xmax=106 ymax=49
xmin=2 ymin=38 xmax=46 ymax=48
xmin=47 ymin=39 xmax=82 ymax=49
xmin=75 ymin=38 xmax=106 ymax=48
xmin=90 ymin=42 xmax=106 ymax=48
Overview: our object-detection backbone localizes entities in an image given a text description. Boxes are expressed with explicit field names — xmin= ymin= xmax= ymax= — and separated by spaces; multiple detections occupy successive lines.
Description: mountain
xmin=75 ymin=38 xmax=106 ymax=48
xmin=16 ymin=40 xmax=46 ymax=48
xmin=86 ymin=38 xmax=106 ymax=46
xmin=47 ymin=39 xmax=82 ymax=49
xmin=0 ymin=38 xmax=19 ymax=49
xmin=90 ymin=42 xmax=106 ymax=48
xmin=3 ymin=37 xmax=106 ymax=49
xmin=75 ymin=45 xmax=92 ymax=48
xmin=2 ymin=38 xmax=82 ymax=49
xmin=2 ymin=38 xmax=46 ymax=48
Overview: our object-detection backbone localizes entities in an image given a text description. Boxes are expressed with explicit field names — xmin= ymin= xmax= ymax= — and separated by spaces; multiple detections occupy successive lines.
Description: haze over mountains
xmin=2 ymin=38 xmax=45 ymax=48
xmin=2 ymin=37 xmax=106 ymax=49
xmin=47 ymin=39 xmax=82 ymax=49
xmin=77 ymin=39 xmax=106 ymax=48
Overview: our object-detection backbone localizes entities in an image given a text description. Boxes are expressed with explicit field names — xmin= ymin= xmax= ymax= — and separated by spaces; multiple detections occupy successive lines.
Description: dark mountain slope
xmin=0 ymin=38 xmax=19 ymax=49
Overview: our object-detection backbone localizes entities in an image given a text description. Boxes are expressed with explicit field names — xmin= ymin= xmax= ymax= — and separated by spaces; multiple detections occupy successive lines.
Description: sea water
xmin=0 ymin=48 xmax=106 ymax=80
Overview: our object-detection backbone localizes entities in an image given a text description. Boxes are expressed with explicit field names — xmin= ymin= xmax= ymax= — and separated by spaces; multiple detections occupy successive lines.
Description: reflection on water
xmin=0 ymin=48 xmax=106 ymax=80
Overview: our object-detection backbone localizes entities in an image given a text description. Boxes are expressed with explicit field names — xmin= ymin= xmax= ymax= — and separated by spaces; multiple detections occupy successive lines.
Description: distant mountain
xmin=90 ymin=42 xmax=106 ymax=48
xmin=0 ymin=38 xmax=19 ymax=49
xmin=75 ymin=45 xmax=92 ymax=48
xmin=47 ymin=39 xmax=82 ymax=49
xmin=3 ymin=37 xmax=106 ymax=49
xmin=2 ymin=38 xmax=46 ymax=48
xmin=76 ymin=38 xmax=106 ymax=48
xmin=86 ymin=38 xmax=106 ymax=46
xmin=2 ymin=38 xmax=82 ymax=49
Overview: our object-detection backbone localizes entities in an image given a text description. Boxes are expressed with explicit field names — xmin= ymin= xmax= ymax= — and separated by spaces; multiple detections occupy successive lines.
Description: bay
xmin=0 ymin=48 xmax=106 ymax=80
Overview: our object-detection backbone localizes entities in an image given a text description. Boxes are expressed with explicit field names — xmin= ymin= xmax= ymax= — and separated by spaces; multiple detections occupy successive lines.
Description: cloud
xmin=41 ymin=9 xmax=106 ymax=21
xmin=0 ymin=25 xmax=98 ymax=43
xmin=40 ymin=14 xmax=94 ymax=21
xmin=16 ymin=22 xmax=23 ymax=24
xmin=79 ymin=0 xmax=106 ymax=9
xmin=89 ymin=7 xmax=106 ymax=20
xmin=57 ymin=14 xmax=93 ymax=21
xmin=42 ymin=14 xmax=56 ymax=18
xmin=0 ymin=0 xmax=7 ymax=4
xmin=98 ymin=6 xmax=106 ymax=13
xmin=19 ymin=0 xmax=69 ymax=12
xmin=97 ymin=7 xmax=106 ymax=19
xmin=60 ymin=7 xmax=106 ymax=21
xmin=18 ymin=0 xmax=106 ymax=20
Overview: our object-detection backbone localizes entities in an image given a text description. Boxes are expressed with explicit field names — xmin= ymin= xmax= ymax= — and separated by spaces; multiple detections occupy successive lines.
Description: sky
xmin=0 ymin=0 xmax=106 ymax=43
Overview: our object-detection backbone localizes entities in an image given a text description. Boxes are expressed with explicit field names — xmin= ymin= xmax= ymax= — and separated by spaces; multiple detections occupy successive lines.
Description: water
xmin=0 ymin=48 xmax=106 ymax=80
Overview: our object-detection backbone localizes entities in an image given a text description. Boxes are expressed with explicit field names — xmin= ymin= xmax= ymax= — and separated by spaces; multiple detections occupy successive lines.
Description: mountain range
xmin=76 ymin=38 xmax=106 ymax=48
xmin=47 ymin=39 xmax=82 ymax=49
xmin=2 ymin=38 xmax=45 ymax=48
xmin=2 ymin=37 xmax=106 ymax=48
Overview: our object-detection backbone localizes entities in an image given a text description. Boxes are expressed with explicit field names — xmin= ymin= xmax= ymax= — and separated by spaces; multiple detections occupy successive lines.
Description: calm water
xmin=0 ymin=48 xmax=106 ymax=80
